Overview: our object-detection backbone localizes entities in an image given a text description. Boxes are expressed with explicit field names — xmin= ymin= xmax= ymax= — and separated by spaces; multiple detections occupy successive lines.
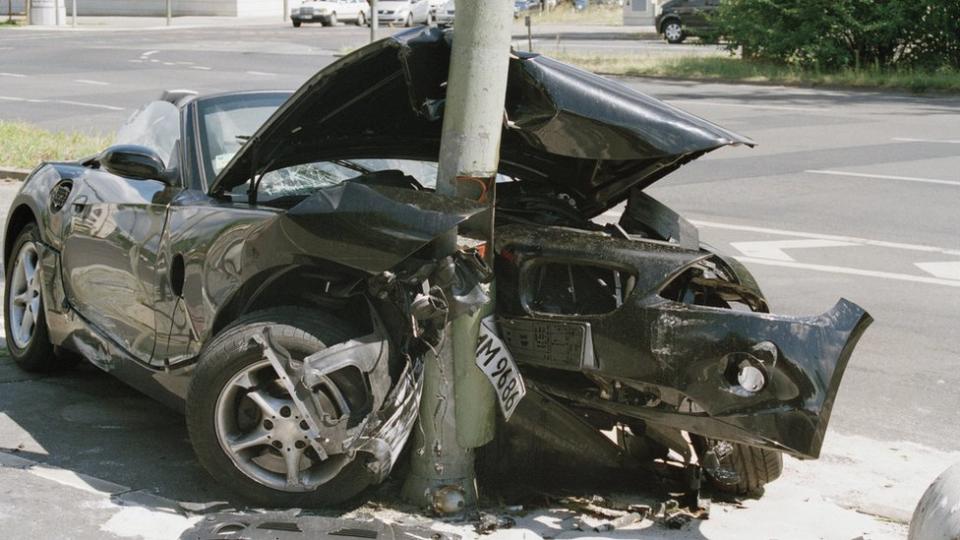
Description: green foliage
xmin=0 ymin=121 xmax=110 ymax=170
xmin=713 ymin=0 xmax=960 ymax=70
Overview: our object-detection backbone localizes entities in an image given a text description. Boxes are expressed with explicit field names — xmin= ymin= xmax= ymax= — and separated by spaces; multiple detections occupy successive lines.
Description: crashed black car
xmin=4 ymin=27 xmax=871 ymax=505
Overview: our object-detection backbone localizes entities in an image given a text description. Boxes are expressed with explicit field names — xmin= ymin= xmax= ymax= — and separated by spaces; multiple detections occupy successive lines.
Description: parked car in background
xmin=376 ymin=0 xmax=430 ymax=26
xmin=656 ymin=0 xmax=720 ymax=43
xmin=291 ymin=0 xmax=369 ymax=27
xmin=436 ymin=0 xmax=455 ymax=26
xmin=427 ymin=0 xmax=446 ymax=19
xmin=514 ymin=0 xmax=534 ymax=18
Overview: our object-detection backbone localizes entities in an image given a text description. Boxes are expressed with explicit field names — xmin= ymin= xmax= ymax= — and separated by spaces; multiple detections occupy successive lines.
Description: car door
xmin=413 ymin=0 xmax=429 ymax=22
xmin=681 ymin=0 xmax=709 ymax=29
xmin=59 ymin=101 xmax=181 ymax=365
xmin=348 ymin=0 xmax=363 ymax=19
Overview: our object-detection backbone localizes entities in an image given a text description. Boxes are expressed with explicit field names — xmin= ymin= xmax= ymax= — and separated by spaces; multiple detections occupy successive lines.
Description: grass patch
xmin=0 ymin=121 xmax=110 ymax=170
xmin=549 ymin=54 xmax=960 ymax=93
xmin=521 ymin=4 xmax=621 ymax=26
xmin=1 ymin=19 xmax=21 ymax=27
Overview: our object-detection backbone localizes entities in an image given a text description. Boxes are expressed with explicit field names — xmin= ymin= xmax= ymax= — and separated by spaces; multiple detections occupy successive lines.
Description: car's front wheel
xmin=356 ymin=11 xmax=366 ymax=26
xmin=404 ymin=13 xmax=413 ymax=27
xmin=186 ymin=307 xmax=376 ymax=506
xmin=4 ymin=223 xmax=62 ymax=372
xmin=323 ymin=12 xmax=337 ymax=26
xmin=663 ymin=20 xmax=684 ymax=44
xmin=292 ymin=18 xmax=302 ymax=27
xmin=693 ymin=436 xmax=783 ymax=495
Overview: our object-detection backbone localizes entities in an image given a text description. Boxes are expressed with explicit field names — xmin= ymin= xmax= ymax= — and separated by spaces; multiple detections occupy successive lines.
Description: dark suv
xmin=656 ymin=0 xmax=720 ymax=44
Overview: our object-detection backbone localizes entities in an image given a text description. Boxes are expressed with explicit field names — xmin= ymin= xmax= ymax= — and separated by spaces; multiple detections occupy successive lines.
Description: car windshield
xmin=197 ymin=92 xmax=289 ymax=182
xmin=230 ymin=158 xmax=516 ymax=204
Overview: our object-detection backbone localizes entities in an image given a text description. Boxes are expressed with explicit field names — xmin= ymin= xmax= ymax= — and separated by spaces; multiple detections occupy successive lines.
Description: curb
xmin=0 ymin=167 xmax=29 ymax=181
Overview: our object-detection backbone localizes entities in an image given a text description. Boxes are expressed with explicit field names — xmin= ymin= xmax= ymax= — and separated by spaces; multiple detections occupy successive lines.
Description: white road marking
xmin=692 ymin=220 xmax=960 ymax=257
xmin=730 ymin=239 xmax=856 ymax=262
xmin=915 ymin=261 xmax=960 ymax=280
xmin=0 ymin=72 xmax=26 ymax=78
xmin=141 ymin=50 xmax=159 ymax=57
xmin=162 ymin=62 xmax=175 ymax=66
xmin=57 ymin=100 xmax=124 ymax=111
xmin=667 ymin=99 xmax=822 ymax=113
xmin=0 ymin=95 xmax=123 ymax=111
xmin=806 ymin=169 xmax=960 ymax=187
xmin=893 ymin=137 xmax=960 ymax=144
xmin=736 ymin=257 xmax=960 ymax=288
xmin=245 ymin=70 xmax=276 ymax=76
xmin=73 ymin=79 xmax=109 ymax=86
xmin=127 ymin=59 xmax=143 ymax=63
xmin=189 ymin=66 xmax=212 ymax=71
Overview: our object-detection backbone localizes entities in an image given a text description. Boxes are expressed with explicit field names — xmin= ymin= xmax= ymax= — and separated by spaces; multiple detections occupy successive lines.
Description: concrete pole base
xmin=909 ymin=461 xmax=960 ymax=540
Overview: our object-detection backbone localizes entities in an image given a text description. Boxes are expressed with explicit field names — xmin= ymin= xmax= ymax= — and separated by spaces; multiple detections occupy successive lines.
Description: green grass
xmin=549 ymin=54 xmax=960 ymax=93
xmin=0 ymin=121 xmax=110 ymax=170
xmin=522 ymin=4 xmax=622 ymax=26
xmin=1 ymin=19 xmax=21 ymax=27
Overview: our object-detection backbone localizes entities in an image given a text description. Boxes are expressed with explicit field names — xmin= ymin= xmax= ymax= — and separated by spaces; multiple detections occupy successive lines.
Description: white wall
xmin=4 ymin=0 xmax=283 ymax=17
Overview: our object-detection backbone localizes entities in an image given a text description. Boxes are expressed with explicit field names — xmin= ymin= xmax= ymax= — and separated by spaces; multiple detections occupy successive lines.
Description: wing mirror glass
xmin=98 ymin=145 xmax=175 ymax=184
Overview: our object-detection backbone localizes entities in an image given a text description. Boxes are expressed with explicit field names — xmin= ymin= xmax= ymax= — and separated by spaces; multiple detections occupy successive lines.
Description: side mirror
xmin=98 ymin=145 xmax=174 ymax=184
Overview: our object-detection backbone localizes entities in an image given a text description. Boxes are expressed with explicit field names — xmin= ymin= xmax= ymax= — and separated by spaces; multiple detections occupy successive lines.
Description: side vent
xmin=50 ymin=180 xmax=73 ymax=212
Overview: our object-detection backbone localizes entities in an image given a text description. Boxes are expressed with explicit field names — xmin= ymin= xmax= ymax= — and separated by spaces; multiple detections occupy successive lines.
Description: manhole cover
xmin=61 ymin=398 xmax=179 ymax=429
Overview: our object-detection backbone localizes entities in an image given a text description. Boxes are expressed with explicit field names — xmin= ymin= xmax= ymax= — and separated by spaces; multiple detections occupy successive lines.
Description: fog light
xmin=738 ymin=364 xmax=765 ymax=392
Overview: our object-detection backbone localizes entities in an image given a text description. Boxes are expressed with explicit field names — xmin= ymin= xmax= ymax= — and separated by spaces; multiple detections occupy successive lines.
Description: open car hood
xmin=212 ymin=27 xmax=753 ymax=215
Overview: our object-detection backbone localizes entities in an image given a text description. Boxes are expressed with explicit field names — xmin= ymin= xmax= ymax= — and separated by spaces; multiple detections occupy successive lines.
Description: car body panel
xmin=493 ymin=223 xmax=872 ymax=458
xmin=210 ymin=27 xmax=753 ymax=216
xmin=292 ymin=0 xmax=368 ymax=23
xmin=376 ymin=0 xmax=430 ymax=24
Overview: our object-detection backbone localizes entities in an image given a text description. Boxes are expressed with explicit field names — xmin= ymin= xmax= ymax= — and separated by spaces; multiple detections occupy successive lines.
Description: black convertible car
xmin=4 ymin=28 xmax=871 ymax=506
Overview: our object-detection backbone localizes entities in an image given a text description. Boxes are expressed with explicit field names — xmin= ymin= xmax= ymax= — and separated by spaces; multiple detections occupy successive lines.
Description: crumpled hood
xmin=212 ymin=27 xmax=753 ymax=215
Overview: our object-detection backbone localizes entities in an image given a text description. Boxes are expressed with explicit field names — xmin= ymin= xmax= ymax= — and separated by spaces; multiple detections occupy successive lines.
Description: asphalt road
xmin=0 ymin=20 xmax=957 ymax=539
xmin=0 ymin=22 xmax=719 ymax=132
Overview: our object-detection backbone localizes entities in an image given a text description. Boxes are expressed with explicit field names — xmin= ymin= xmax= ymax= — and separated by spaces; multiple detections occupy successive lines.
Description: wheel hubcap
xmin=8 ymin=242 xmax=41 ymax=349
xmin=215 ymin=359 xmax=351 ymax=492
xmin=666 ymin=24 xmax=681 ymax=40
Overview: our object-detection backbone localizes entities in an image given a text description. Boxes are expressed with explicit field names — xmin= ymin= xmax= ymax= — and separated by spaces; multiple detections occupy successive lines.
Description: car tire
xmin=186 ymin=307 xmax=376 ymax=507
xmin=404 ymin=13 xmax=412 ymax=27
xmin=292 ymin=19 xmax=302 ymax=27
xmin=327 ymin=12 xmax=337 ymax=26
xmin=4 ymin=223 xmax=63 ymax=372
xmin=693 ymin=437 xmax=783 ymax=495
xmin=663 ymin=20 xmax=684 ymax=44
xmin=356 ymin=11 xmax=366 ymax=26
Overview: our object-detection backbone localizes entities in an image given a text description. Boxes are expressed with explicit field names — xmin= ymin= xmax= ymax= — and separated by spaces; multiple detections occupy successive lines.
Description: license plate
xmin=302 ymin=14 xmax=312 ymax=18
xmin=476 ymin=316 xmax=526 ymax=420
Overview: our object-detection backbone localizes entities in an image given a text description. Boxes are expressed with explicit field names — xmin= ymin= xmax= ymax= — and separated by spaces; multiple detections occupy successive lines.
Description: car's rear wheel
xmin=292 ymin=18 xmax=302 ymax=27
xmin=663 ymin=20 xmax=684 ymax=44
xmin=186 ymin=307 xmax=375 ymax=506
xmin=4 ymin=223 xmax=62 ymax=372
xmin=693 ymin=436 xmax=782 ymax=495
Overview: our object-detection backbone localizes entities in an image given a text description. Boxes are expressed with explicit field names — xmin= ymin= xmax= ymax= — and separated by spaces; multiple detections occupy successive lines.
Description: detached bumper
xmin=632 ymin=298 xmax=873 ymax=458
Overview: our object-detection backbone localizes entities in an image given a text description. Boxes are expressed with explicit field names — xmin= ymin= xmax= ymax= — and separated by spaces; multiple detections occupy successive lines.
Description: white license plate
xmin=302 ymin=14 xmax=312 ymax=18
xmin=476 ymin=316 xmax=526 ymax=420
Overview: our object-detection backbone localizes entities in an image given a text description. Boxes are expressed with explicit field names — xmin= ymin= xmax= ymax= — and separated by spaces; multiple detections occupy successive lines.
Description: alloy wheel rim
xmin=8 ymin=242 xmax=41 ymax=349
xmin=214 ymin=358 xmax=351 ymax=492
